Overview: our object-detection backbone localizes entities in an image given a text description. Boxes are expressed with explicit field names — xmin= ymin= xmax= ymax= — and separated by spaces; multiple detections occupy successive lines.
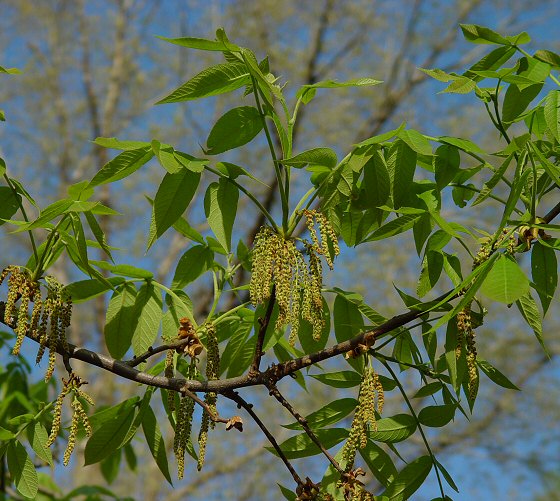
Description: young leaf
xmin=434 ymin=144 xmax=460 ymax=190
xmin=156 ymin=62 xmax=250 ymax=104
xmin=7 ymin=440 xmax=38 ymax=499
xmin=27 ymin=422 xmax=53 ymax=466
xmin=333 ymin=294 xmax=364 ymax=371
xmin=171 ymin=245 xmax=214 ymax=289
xmin=460 ymin=24 xmax=511 ymax=45
xmin=364 ymin=214 xmax=421 ymax=242
xmin=84 ymin=406 xmax=136 ymax=465
xmin=544 ymin=89 xmax=560 ymax=142
xmin=367 ymin=414 xmax=417 ymax=443
xmin=131 ymin=283 xmax=163 ymax=356
xmin=417 ymin=404 xmax=456 ymax=427
xmin=362 ymin=149 xmax=390 ymax=208
xmin=296 ymin=77 xmax=382 ymax=104
xmin=359 ymin=440 xmax=398 ymax=487
xmin=156 ymin=34 xmax=240 ymax=52
xmin=477 ymin=359 xmax=520 ymax=390
xmin=282 ymin=398 xmax=357 ymax=430
xmin=104 ymin=283 xmax=138 ymax=359
xmin=266 ymin=428 xmax=347 ymax=459
xmin=0 ymin=186 xmax=21 ymax=226
xmin=88 ymin=147 xmax=154 ymax=187
xmin=310 ymin=371 xmax=362 ymax=388
xmin=516 ymin=291 xmax=549 ymax=356
xmin=531 ymin=241 xmax=557 ymax=315
xmin=147 ymin=168 xmax=201 ymax=249
xmin=205 ymin=106 xmax=263 ymax=154
xmin=480 ymin=255 xmax=530 ymax=304
xmin=282 ymin=147 xmax=338 ymax=169
xmin=142 ymin=405 xmax=173 ymax=484
xmin=378 ymin=455 xmax=432 ymax=501
xmin=204 ymin=178 xmax=239 ymax=253
xmin=387 ymin=139 xmax=416 ymax=208
xmin=502 ymin=83 xmax=542 ymax=124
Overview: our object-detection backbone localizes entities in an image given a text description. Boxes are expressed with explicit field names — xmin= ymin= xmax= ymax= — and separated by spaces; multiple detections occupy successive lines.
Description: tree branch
xmin=249 ymin=286 xmax=276 ymax=376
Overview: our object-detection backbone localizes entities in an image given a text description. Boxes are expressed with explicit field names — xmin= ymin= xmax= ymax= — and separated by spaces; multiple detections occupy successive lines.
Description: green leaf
xmin=298 ymin=297 xmax=330 ymax=353
xmin=417 ymin=404 xmax=456 ymax=427
xmin=156 ymin=34 xmax=240 ymax=52
xmin=204 ymin=178 xmax=239 ymax=253
xmin=104 ymin=283 xmax=138 ymax=359
xmin=477 ymin=359 xmax=520 ymax=390
xmin=413 ymin=382 xmax=443 ymax=399
xmin=142 ymin=405 xmax=172 ymax=484
xmin=156 ymin=62 xmax=250 ymax=104
xmin=100 ymin=449 xmax=122 ymax=484
xmin=147 ymin=168 xmax=201 ymax=249
xmin=464 ymin=45 xmax=517 ymax=80
xmin=296 ymin=77 xmax=382 ymax=104
xmin=0 ymin=186 xmax=21 ymax=226
xmin=267 ymin=428 xmax=347 ymax=459
xmin=282 ymin=147 xmax=338 ymax=169
xmin=0 ymin=65 xmax=20 ymax=74
xmin=387 ymin=140 xmax=416 ymax=208
xmin=310 ymin=371 xmax=362 ymax=388
xmin=282 ymin=398 xmax=357 ymax=430
xmin=14 ymin=199 xmax=72 ymax=232
xmin=544 ymin=90 xmax=560 ymax=142
xmin=88 ymin=147 xmax=154 ymax=187
xmin=360 ymin=440 xmax=398 ymax=487
xmin=460 ymin=24 xmax=511 ymax=45
xmin=88 ymin=397 xmax=140 ymax=431
xmin=434 ymin=144 xmax=460 ymax=190
xmin=516 ymin=291 xmax=548 ymax=356
xmin=531 ymin=241 xmax=557 ymax=315
xmin=7 ymin=441 xmax=38 ymax=499
xmin=92 ymin=261 xmax=153 ymax=279
xmin=417 ymin=251 xmax=444 ymax=298
xmin=397 ymin=129 xmax=433 ymax=156
xmin=378 ymin=455 xmax=432 ymax=501
xmin=480 ymin=255 xmax=530 ymax=303
xmin=84 ymin=406 xmax=135 ymax=465
xmin=502 ymin=83 xmax=542 ymax=124
xmin=367 ymin=414 xmax=417 ymax=443
xmin=27 ymin=422 xmax=53 ymax=466
xmin=131 ymin=283 xmax=163 ymax=356
xmin=472 ymin=154 xmax=513 ymax=206
xmin=84 ymin=211 xmax=113 ymax=260
xmin=205 ymin=106 xmax=263 ymax=154
xmin=333 ymin=295 xmax=364 ymax=371
xmin=171 ymin=245 xmax=214 ymax=289
xmin=441 ymin=76 xmax=477 ymax=94
xmin=438 ymin=136 xmax=486 ymax=154
xmin=364 ymin=214 xmax=421 ymax=242
xmin=93 ymin=137 xmax=151 ymax=150
xmin=362 ymin=149 xmax=390 ymax=208
xmin=534 ymin=49 xmax=560 ymax=69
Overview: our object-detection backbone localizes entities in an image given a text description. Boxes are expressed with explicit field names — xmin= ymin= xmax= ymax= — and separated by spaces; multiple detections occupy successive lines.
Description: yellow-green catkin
xmin=342 ymin=366 xmax=384 ymax=470
xmin=165 ymin=350 xmax=176 ymax=412
xmin=47 ymin=375 xmax=94 ymax=464
xmin=173 ymin=360 xmax=197 ymax=479
xmin=457 ymin=306 xmax=478 ymax=401
xmin=12 ymin=279 xmax=32 ymax=356
xmin=3 ymin=266 xmax=22 ymax=325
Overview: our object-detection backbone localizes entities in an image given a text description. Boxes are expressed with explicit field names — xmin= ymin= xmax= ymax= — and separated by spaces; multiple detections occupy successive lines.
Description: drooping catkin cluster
xmin=197 ymin=323 xmax=220 ymax=471
xmin=1 ymin=267 xmax=72 ymax=382
xmin=47 ymin=373 xmax=93 ymax=466
xmin=174 ymin=359 xmax=197 ymax=480
xmin=249 ymin=214 xmax=338 ymax=345
xmin=341 ymin=366 xmax=384 ymax=470
xmin=457 ymin=306 xmax=478 ymax=401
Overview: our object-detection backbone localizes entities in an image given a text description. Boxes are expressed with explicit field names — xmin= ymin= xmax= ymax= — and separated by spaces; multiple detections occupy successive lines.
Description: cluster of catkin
xmin=249 ymin=210 xmax=339 ymax=345
xmin=1 ymin=266 xmax=72 ymax=382
xmin=341 ymin=366 xmax=384 ymax=470
xmin=169 ymin=321 xmax=221 ymax=478
xmin=47 ymin=373 xmax=93 ymax=466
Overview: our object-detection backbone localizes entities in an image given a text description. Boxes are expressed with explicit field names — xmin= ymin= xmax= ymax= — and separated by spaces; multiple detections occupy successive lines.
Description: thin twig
xmin=224 ymin=390 xmax=304 ymax=489
xmin=267 ymin=382 xmax=345 ymax=476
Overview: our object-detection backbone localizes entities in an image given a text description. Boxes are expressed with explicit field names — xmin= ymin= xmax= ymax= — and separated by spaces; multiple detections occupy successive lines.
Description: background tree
xmin=0 ymin=1 xmax=559 ymax=500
